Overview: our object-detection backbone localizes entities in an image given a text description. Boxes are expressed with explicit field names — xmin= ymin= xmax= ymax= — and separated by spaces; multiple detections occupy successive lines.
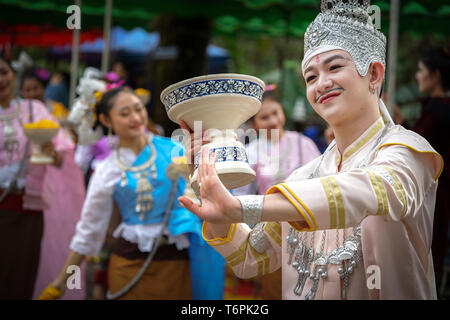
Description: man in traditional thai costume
xmin=233 ymin=90 xmax=321 ymax=299
xmin=178 ymin=0 xmax=444 ymax=299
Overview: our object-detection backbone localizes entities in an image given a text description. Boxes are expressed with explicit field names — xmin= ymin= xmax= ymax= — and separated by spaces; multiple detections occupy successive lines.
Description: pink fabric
xmin=23 ymin=127 xmax=75 ymax=210
xmin=0 ymin=99 xmax=74 ymax=211
xmin=33 ymin=148 xmax=87 ymax=300
xmin=18 ymin=100 xmax=86 ymax=299
xmin=0 ymin=100 xmax=30 ymax=164
xmin=254 ymin=131 xmax=321 ymax=194
xmin=234 ymin=131 xmax=321 ymax=196
xmin=92 ymin=136 xmax=111 ymax=162
xmin=1 ymin=99 xmax=87 ymax=299
xmin=207 ymin=119 xmax=443 ymax=299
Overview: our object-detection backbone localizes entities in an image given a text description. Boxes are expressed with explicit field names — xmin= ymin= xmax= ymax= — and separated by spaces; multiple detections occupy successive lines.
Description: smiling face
xmin=0 ymin=59 xmax=15 ymax=104
xmin=303 ymin=49 xmax=376 ymax=127
xmin=100 ymin=91 xmax=148 ymax=140
xmin=252 ymin=97 xmax=286 ymax=140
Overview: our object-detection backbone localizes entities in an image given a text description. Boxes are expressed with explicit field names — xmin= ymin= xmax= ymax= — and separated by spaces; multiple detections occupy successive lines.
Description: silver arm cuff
xmin=236 ymin=195 xmax=264 ymax=226
xmin=249 ymin=222 xmax=270 ymax=253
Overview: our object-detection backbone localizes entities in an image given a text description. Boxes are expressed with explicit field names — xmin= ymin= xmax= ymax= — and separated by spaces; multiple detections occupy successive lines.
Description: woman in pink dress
xmin=0 ymin=55 xmax=85 ymax=299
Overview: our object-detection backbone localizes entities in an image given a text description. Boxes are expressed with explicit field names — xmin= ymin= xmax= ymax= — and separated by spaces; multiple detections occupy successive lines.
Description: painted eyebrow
xmin=304 ymin=55 xmax=349 ymax=75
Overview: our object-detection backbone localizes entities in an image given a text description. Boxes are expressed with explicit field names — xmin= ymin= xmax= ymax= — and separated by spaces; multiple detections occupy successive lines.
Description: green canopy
xmin=0 ymin=0 xmax=449 ymax=37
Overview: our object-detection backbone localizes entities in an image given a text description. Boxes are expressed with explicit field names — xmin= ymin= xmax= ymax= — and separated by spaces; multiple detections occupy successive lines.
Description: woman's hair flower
xmin=106 ymin=80 xmax=125 ymax=91
xmin=94 ymin=90 xmax=104 ymax=103
xmin=265 ymin=83 xmax=277 ymax=92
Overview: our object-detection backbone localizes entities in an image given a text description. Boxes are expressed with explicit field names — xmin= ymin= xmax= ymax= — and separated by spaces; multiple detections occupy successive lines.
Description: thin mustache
xmin=315 ymin=88 xmax=343 ymax=103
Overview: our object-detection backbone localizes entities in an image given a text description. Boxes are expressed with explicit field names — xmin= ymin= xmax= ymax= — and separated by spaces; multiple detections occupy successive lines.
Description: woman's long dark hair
xmin=420 ymin=46 xmax=450 ymax=91
xmin=0 ymin=54 xmax=15 ymax=73
xmin=94 ymin=86 xmax=161 ymax=136
xmin=94 ymin=86 xmax=128 ymax=135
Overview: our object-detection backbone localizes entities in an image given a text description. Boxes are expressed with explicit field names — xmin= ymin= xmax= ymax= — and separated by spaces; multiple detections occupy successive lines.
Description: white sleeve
xmin=74 ymin=144 xmax=94 ymax=174
xmin=69 ymin=161 xmax=118 ymax=256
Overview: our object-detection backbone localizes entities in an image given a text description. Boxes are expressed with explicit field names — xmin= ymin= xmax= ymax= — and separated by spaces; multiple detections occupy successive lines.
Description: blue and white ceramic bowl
xmin=160 ymin=74 xmax=265 ymax=191
xmin=161 ymin=73 xmax=265 ymax=130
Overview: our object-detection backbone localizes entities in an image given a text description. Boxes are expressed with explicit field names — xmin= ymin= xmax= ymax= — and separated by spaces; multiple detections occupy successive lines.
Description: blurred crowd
xmin=0 ymin=43 xmax=449 ymax=300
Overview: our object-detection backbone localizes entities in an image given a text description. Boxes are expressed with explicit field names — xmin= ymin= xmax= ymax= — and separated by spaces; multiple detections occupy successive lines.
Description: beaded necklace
xmin=115 ymin=135 xmax=157 ymax=221
xmin=0 ymin=99 xmax=22 ymax=160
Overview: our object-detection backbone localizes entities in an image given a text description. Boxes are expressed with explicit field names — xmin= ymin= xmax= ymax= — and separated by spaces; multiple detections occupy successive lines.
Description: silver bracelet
xmin=249 ymin=222 xmax=270 ymax=253
xmin=236 ymin=195 xmax=264 ymax=226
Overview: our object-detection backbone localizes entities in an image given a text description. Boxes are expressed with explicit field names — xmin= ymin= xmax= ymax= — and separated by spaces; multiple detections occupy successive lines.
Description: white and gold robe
xmin=203 ymin=118 xmax=443 ymax=299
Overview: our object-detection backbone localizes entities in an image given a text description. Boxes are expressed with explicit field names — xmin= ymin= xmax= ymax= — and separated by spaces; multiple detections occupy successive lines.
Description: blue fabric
xmin=44 ymin=83 xmax=69 ymax=108
xmin=303 ymin=125 xmax=328 ymax=153
xmin=113 ymin=136 xmax=199 ymax=236
xmin=189 ymin=232 xmax=226 ymax=300
xmin=112 ymin=136 xmax=225 ymax=298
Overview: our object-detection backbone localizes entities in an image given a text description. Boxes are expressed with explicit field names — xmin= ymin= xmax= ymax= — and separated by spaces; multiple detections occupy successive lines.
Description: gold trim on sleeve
xmin=328 ymin=176 xmax=346 ymax=228
xmin=281 ymin=183 xmax=319 ymax=229
xmin=382 ymin=166 xmax=407 ymax=218
xmin=320 ymin=177 xmax=338 ymax=229
xmin=366 ymin=170 xmax=385 ymax=216
xmin=248 ymin=244 xmax=271 ymax=276
xmin=226 ymin=240 xmax=247 ymax=267
xmin=267 ymin=185 xmax=315 ymax=231
xmin=378 ymin=143 xmax=444 ymax=181
xmin=202 ymin=221 xmax=237 ymax=246
xmin=264 ymin=222 xmax=282 ymax=246
xmin=374 ymin=173 xmax=389 ymax=216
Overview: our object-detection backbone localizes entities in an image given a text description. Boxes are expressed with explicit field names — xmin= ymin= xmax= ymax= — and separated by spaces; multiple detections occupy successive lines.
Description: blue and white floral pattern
xmin=194 ymin=146 xmax=248 ymax=170
xmin=162 ymin=79 xmax=264 ymax=112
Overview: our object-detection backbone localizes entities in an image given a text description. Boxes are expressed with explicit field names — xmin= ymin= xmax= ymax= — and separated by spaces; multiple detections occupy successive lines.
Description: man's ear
xmin=99 ymin=114 xmax=111 ymax=129
xmin=369 ymin=61 xmax=385 ymax=90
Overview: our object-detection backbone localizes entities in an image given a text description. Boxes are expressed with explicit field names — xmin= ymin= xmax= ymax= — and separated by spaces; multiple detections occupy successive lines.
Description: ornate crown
xmin=302 ymin=0 xmax=386 ymax=77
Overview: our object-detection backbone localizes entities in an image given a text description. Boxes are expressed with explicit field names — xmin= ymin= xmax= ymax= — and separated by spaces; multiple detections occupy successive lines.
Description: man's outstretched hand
xmin=178 ymin=147 xmax=241 ymax=224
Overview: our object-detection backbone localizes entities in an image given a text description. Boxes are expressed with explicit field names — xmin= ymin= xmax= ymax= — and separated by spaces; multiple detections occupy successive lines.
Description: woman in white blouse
xmin=40 ymin=87 xmax=205 ymax=299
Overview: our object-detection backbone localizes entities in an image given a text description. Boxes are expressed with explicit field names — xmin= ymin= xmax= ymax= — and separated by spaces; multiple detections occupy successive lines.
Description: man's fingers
xmin=179 ymin=120 xmax=193 ymax=133
xmin=190 ymin=131 xmax=210 ymax=145
xmin=209 ymin=152 xmax=218 ymax=179
xmin=207 ymin=150 xmax=215 ymax=174
xmin=193 ymin=145 xmax=202 ymax=157
xmin=202 ymin=147 xmax=210 ymax=178
xmin=178 ymin=196 xmax=202 ymax=217
xmin=198 ymin=147 xmax=207 ymax=187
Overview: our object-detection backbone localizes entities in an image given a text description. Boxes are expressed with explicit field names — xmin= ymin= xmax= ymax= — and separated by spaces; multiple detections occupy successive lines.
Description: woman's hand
xmin=41 ymin=141 xmax=63 ymax=167
xmin=178 ymin=147 xmax=242 ymax=224
xmin=38 ymin=281 xmax=64 ymax=300
xmin=179 ymin=120 xmax=210 ymax=175
xmin=39 ymin=251 xmax=85 ymax=299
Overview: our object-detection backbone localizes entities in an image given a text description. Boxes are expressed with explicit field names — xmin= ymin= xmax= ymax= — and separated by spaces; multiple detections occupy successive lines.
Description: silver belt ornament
xmin=287 ymin=123 xmax=390 ymax=299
